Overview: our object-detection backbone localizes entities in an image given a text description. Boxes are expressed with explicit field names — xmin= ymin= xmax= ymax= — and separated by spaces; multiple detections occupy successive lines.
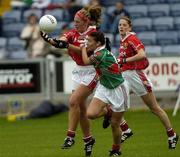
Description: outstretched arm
xmin=40 ymin=31 xmax=69 ymax=48
xmin=41 ymin=31 xmax=82 ymax=55
xmin=68 ymin=44 xmax=82 ymax=55
xmin=59 ymin=36 xmax=83 ymax=55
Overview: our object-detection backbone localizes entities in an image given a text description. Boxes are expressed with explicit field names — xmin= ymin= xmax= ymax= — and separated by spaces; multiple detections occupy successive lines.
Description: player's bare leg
xmin=62 ymin=84 xmax=94 ymax=151
xmin=116 ymin=91 xmax=178 ymax=147
xmin=109 ymin=112 xmax=124 ymax=156
xmin=141 ymin=92 xmax=178 ymax=149
xmin=103 ymin=107 xmax=133 ymax=143
xmin=86 ymin=98 xmax=108 ymax=156
xmin=79 ymin=96 xmax=96 ymax=156
xmin=87 ymin=98 xmax=123 ymax=156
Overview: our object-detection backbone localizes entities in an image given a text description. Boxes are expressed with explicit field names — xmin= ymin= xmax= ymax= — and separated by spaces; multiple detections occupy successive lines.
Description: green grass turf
xmin=0 ymin=110 xmax=179 ymax=157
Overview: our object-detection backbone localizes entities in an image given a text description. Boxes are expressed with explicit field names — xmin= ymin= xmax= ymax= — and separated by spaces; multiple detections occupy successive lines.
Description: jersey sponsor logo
xmin=122 ymin=42 xmax=128 ymax=49
xmin=75 ymin=34 xmax=88 ymax=45
xmin=78 ymin=34 xmax=86 ymax=40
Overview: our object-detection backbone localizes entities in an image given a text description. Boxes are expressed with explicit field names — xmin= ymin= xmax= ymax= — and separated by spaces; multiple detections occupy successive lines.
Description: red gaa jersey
xmin=118 ymin=32 xmax=149 ymax=71
xmin=63 ymin=26 xmax=96 ymax=66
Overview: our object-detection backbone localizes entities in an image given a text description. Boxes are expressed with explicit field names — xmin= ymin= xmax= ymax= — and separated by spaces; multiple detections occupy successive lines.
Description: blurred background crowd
xmin=0 ymin=0 xmax=180 ymax=60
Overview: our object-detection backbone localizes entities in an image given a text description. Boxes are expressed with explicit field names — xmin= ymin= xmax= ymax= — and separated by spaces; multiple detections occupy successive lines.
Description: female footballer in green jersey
xmin=81 ymin=31 xmax=130 ymax=156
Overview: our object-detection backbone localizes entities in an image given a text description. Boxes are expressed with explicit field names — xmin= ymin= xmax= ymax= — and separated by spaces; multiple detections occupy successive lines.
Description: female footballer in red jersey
xmin=41 ymin=5 xmax=101 ymax=156
xmin=103 ymin=16 xmax=178 ymax=149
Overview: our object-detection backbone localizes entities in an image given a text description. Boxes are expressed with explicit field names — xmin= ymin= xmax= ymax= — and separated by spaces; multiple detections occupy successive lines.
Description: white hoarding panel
xmin=145 ymin=57 xmax=180 ymax=91
xmin=63 ymin=57 xmax=180 ymax=93
xmin=63 ymin=60 xmax=76 ymax=93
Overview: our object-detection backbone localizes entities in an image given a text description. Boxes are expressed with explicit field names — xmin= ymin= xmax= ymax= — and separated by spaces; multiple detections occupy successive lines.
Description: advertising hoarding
xmin=0 ymin=61 xmax=44 ymax=94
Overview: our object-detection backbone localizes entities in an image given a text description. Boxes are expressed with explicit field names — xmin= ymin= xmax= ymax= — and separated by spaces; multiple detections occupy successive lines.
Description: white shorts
xmin=94 ymin=81 xmax=130 ymax=112
xmin=72 ymin=65 xmax=98 ymax=90
xmin=122 ymin=70 xmax=153 ymax=96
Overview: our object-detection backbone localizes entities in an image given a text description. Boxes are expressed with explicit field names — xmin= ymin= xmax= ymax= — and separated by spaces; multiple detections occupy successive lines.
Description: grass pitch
xmin=0 ymin=110 xmax=179 ymax=157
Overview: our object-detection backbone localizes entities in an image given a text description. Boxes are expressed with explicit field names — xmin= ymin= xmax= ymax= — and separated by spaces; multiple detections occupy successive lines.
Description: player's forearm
xmin=126 ymin=49 xmax=146 ymax=63
xmin=49 ymin=38 xmax=57 ymax=45
xmin=82 ymin=47 xmax=91 ymax=65
xmin=68 ymin=44 xmax=81 ymax=55
xmin=58 ymin=36 xmax=81 ymax=55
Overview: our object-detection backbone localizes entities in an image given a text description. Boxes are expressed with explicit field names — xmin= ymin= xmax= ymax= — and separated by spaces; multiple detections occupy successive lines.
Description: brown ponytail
xmin=83 ymin=5 xmax=102 ymax=27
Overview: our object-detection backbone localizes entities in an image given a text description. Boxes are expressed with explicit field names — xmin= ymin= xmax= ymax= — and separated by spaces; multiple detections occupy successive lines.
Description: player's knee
xmin=150 ymin=105 xmax=162 ymax=115
xmin=148 ymin=103 xmax=157 ymax=111
xmin=87 ymin=111 xmax=97 ymax=119
xmin=69 ymin=99 xmax=79 ymax=109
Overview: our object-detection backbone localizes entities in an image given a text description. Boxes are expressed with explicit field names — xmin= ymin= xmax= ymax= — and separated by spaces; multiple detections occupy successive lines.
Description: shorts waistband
xmin=75 ymin=65 xmax=95 ymax=70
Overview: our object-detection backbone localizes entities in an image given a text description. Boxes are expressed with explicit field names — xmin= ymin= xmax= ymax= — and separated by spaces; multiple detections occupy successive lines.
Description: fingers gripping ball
xmin=39 ymin=15 xmax=57 ymax=33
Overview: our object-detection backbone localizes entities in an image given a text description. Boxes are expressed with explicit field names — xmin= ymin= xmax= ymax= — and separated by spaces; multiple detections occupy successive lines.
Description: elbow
xmin=139 ymin=50 xmax=147 ymax=59
xmin=141 ymin=53 xmax=146 ymax=59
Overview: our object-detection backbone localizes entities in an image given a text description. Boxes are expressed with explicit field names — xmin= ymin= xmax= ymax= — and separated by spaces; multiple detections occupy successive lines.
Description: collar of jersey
xmin=78 ymin=25 xmax=96 ymax=35
xmin=121 ymin=32 xmax=136 ymax=42
xmin=94 ymin=45 xmax=106 ymax=53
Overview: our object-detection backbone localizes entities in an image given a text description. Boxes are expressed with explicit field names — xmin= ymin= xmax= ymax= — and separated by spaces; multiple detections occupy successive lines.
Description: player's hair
xmin=28 ymin=13 xmax=38 ymax=20
xmin=89 ymin=31 xmax=105 ymax=46
xmin=82 ymin=5 xmax=102 ymax=27
xmin=120 ymin=16 xmax=132 ymax=27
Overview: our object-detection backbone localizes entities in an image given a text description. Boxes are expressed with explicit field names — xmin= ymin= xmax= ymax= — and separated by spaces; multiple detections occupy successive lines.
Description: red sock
xmin=112 ymin=144 xmax=120 ymax=151
xmin=120 ymin=120 xmax=129 ymax=132
xmin=67 ymin=130 xmax=75 ymax=138
xmin=83 ymin=135 xmax=92 ymax=143
xmin=167 ymin=128 xmax=175 ymax=137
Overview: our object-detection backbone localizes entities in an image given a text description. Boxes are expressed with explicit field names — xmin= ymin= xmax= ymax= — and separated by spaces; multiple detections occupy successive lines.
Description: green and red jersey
xmin=90 ymin=46 xmax=124 ymax=89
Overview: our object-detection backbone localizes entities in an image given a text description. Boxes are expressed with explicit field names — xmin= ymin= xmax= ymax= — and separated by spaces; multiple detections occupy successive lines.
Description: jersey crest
xmin=122 ymin=42 xmax=128 ymax=49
